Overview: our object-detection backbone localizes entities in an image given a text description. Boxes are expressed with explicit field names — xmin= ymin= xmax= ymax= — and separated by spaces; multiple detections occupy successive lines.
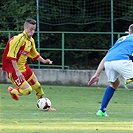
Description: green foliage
xmin=0 ymin=0 xmax=36 ymax=30
xmin=0 ymin=0 xmax=133 ymax=69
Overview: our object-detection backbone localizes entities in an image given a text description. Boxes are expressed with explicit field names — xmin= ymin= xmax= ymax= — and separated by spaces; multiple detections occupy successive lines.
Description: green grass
xmin=0 ymin=84 xmax=133 ymax=133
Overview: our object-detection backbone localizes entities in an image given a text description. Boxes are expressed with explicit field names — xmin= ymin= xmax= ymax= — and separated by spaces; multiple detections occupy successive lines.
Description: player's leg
xmin=96 ymin=79 xmax=119 ymax=116
xmin=96 ymin=61 xmax=119 ymax=116
xmin=125 ymin=78 xmax=133 ymax=86
xmin=28 ymin=73 xmax=56 ymax=111
xmin=27 ymin=73 xmax=44 ymax=99
xmin=96 ymin=60 xmax=133 ymax=116
xmin=8 ymin=72 xmax=32 ymax=100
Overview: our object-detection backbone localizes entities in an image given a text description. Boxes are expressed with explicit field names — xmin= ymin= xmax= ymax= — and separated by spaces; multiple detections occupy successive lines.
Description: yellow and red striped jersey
xmin=2 ymin=31 xmax=40 ymax=73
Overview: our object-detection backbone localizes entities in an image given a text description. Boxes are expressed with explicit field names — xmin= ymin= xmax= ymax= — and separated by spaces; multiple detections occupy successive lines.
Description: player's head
xmin=128 ymin=24 xmax=133 ymax=34
xmin=24 ymin=18 xmax=36 ymax=38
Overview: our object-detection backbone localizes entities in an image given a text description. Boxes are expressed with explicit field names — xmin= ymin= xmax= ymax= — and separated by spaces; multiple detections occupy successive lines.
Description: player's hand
xmin=88 ymin=75 xmax=99 ymax=86
xmin=45 ymin=59 xmax=53 ymax=64
xmin=16 ymin=70 xmax=25 ymax=82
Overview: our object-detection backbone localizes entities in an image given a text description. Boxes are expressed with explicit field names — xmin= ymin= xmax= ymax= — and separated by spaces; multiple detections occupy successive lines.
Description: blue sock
xmin=100 ymin=86 xmax=115 ymax=112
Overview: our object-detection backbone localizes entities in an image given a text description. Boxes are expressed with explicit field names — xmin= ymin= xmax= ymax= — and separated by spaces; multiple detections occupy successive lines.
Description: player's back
xmin=105 ymin=34 xmax=133 ymax=61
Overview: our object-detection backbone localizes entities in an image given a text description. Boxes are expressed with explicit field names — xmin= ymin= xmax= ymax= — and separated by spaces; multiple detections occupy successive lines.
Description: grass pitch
xmin=0 ymin=84 xmax=133 ymax=133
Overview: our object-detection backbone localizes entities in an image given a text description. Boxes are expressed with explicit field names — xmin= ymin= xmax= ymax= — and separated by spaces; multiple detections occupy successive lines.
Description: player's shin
xmin=31 ymin=81 xmax=44 ymax=99
xmin=19 ymin=86 xmax=32 ymax=95
xmin=100 ymin=86 xmax=115 ymax=112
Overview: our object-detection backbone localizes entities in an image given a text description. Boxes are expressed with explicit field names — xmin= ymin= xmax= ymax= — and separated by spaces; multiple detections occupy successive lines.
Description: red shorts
xmin=8 ymin=66 xmax=34 ymax=87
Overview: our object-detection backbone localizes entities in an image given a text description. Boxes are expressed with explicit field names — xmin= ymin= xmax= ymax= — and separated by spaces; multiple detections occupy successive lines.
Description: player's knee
xmin=33 ymin=81 xmax=41 ymax=89
xmin=20 ymin=86 xmax=32 ymax=95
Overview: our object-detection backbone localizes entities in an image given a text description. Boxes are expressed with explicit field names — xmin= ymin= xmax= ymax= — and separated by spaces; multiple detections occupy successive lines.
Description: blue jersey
xmin=105 ymin=34 xmax=133 ymax=62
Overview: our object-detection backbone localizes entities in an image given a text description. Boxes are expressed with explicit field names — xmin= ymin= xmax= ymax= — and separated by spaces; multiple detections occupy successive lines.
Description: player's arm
xmin=29 ymin=38 xmax=53 ymax=64
xmin=11 ymin=60 xmax=24 ymax=81
xmin=88 ymin=57 xmax=105 ymax=86
xmin=37 ymin=56 xmax=53 ymax=64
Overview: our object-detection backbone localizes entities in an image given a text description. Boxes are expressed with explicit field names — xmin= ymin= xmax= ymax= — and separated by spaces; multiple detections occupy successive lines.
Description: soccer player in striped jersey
xmin=2 ymin=18 xmax=55 ymax=111
xmin=88 ymin=24 xmax=133 ymax=116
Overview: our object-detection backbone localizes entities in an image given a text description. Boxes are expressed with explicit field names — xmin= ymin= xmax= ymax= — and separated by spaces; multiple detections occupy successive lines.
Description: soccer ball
xmin=36 ymin=97 xmax=51 ymax=111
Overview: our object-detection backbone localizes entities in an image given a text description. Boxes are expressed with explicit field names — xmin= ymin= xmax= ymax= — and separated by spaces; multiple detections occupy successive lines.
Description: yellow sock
xmin=31 ymin=81 xmax=44 ymax=99
xmin=19 ymin=86 xmax=32 ymax=95
xmin=11 ymin=89 xmax=20 ymax=95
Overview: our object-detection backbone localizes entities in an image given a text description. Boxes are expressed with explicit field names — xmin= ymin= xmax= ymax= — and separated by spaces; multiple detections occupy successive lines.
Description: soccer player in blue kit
xmin=88 ymin=24 xmax=133 ymax=116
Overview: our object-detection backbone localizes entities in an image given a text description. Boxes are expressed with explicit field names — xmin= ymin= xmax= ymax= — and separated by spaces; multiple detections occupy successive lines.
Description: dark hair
xmin=24 ymin=18 xmax=36 ymax=25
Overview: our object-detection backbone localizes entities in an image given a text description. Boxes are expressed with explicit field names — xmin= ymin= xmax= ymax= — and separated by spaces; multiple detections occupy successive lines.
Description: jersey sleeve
xmin=7 ymin=35 xmax=24 ymax=60
xmin=28 ymin=38 xmax=40 ymax=61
